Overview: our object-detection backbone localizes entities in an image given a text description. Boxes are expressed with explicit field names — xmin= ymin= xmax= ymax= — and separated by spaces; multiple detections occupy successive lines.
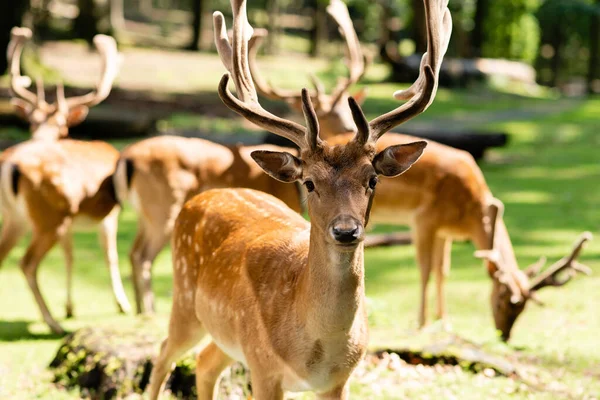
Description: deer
xmin=326 ymin=132 xmax=592 ymax=340
xmin=248 ymin=0 xmax=369 ymax=138
xmin=0 ymin=27 xmax=131 ymax=334
xmin=147 ymin=0 xmax=451 ymax=398
xmin=248 ymin=2 xmax=594 ymax=341
xmin=113 ymin=136 xmax=305 ymax=314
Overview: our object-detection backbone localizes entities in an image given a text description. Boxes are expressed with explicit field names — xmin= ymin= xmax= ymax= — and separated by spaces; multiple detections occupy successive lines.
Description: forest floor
xmin=0 ymin=44 xmax=599 ymax=399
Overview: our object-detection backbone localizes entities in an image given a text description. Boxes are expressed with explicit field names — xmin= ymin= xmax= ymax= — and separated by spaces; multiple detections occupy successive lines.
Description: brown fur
xmin=114 ymin=135 xmax=304 ymax=314
xmin=0 ymin=139 xmax=130 ymax=334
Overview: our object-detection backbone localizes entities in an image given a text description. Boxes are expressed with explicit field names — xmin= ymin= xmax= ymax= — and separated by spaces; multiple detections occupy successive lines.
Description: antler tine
xmin=214 ymin=2 xmax=314 ymax=151
xmin=8 ymin=27 xmax=39 ymax=107
xmin=369 ymin=0 xmax=452 ymax=142
xmin=247 ymin=28 xmax=307 ymax=103
xmin=35 ymin=76 xmax=45 ymax=104
xmin=64 ymin=34 xmax=120 ymax=109
xmin=327 ymin=0 xmax=367 ymax=107
xmin=529 ymin=232 xmax=593 ymax=291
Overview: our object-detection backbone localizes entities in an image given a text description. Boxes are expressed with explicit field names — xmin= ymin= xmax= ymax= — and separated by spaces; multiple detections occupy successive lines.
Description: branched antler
xmin=246 ymin=0 xmax=368 ymax=113
xmin=529 ymin=232 xmax=593 ymax=291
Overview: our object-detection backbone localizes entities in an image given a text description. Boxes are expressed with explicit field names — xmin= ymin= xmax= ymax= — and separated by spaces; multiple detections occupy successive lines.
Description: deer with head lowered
xmin=0 ymin=27 xmax=131 ymax=334
xmin=113 ymin=137 xmax=305 ymax=314
xmin=147 ymin=0 xmax=451 ymax=398
xmin=250 ymin=1 xmax=593 ymax=341
xmin=249 ymin=0 xmax=369 ymax=137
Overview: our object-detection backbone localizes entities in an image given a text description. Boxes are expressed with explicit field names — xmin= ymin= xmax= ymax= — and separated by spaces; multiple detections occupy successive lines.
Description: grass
xmin=1 ymin=58 xmax=599 ymax=398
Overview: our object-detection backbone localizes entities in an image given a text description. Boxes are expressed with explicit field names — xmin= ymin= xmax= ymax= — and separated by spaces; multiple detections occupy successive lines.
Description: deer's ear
xmin=11 ymin=99 xmax=32 ymax=121
xmin=66 ymin=105 xmax=89 ymax=127
xmin=251 ymin=150 xmax=303 ymax=182
xmin=373 ymin=141 xmax=427 ymax=177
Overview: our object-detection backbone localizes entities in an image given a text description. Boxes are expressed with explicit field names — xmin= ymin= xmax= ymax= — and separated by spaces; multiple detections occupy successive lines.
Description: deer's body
xmin=0 ymin=139 xmax=130 ymax=334
xmin=167 ymin=188 xmax=368 ymax=394
xmin=148 ymin=0 xmax=453 ymax=397
xmin=114 ymin=135 xmax=303 ymax=313
xmin=0 ymin=27 xmax=130 ymax=334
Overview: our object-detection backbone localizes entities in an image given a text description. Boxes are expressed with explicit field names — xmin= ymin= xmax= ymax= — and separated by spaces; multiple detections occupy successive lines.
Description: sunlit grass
xmin=1 ymin=81 xmax=599 ymax=398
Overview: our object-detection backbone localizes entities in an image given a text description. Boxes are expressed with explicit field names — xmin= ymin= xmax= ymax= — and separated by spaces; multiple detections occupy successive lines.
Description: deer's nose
xmin=330 ymin=215 xmax=363 ymax=244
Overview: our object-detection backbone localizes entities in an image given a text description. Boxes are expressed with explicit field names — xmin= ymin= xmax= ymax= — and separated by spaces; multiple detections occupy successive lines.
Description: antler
xmin=326 ymin=0 xmax=368 ymax=107
xmin=246 ymin=0 xmax=366 ymax=112
xmin=8 ymin=27 xmax=42 ymax=109
xmin=214 ymin=1 xmax=319 ymax=151
xmin=529 ymin=232 xmax=593 ymax=291
xmin=366 ymin=0 xmax=452 ymax=143
xmin=62 ymin=34 xmax=120 ymax=109
xmin=247 ymin=29 xmax=317 ymax=104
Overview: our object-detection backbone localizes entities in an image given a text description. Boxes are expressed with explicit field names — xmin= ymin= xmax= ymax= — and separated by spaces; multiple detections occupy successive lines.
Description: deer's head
xmin=214 ymin=0 xmax=451 ymax=248
xmin=476 ymin=200 xmax=592 ymax=341
xmin=8 ymin=27 xmax=120 ymax=141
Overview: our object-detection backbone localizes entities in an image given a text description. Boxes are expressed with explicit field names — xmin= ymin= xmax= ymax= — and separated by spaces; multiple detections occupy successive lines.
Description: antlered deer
xmin=249 ymin=1 xmax=593 ymax=341
xmin=0 ymin=27 xmax=130 ymax=334
xmin=326 ymin=132 xmax=592 ymax=340
xmin=113 ymin=136 xmax=304 ymax=314
xmin=148 ymin=0 xmax=451 ymax=398
xmin=248 ymin=0 xmax=369 ymax=137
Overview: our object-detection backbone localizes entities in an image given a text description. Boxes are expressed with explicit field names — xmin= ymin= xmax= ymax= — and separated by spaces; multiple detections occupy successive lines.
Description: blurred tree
xmin=471 ymin=0 xmax=488 ymax=57
xmin=411 ymin=0 xmax=426 ymax=53
xmin=0 ymin=0 xmax=29 ymax=74
xmin=309 ymin=0 xmax=326 ymax=57
xmin=265 ymin=0 xmax=281 ymax=54
xmin=74 ymin=0 xmax=100 ymax=45
xmin=588 ymin=0 xmax=600 ymax=93
xmin=187 ymin=0 xmax=207 ymax=50
xmin=109 ymin=0 xmax=125 ymax=33
xmin=483 ymin=0 xmax=540 ymax=63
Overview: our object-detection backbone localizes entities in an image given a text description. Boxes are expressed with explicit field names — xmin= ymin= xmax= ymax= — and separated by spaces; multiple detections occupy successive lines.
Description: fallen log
xmin=364 ymin=232 xmax=412 ymax=248
xmin=49 ymin=325 xmax=519 ymax=399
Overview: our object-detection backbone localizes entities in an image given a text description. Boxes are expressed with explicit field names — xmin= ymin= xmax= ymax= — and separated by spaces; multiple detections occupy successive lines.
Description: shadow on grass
xmin=0 ymin=320 xmax=66 ymax=342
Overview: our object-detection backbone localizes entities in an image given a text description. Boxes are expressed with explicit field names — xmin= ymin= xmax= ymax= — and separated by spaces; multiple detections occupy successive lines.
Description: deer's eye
xmin=304 ymin=180 xmax=315 ymax=192
xmin=368 ymin=176 xmax=378 ymax=190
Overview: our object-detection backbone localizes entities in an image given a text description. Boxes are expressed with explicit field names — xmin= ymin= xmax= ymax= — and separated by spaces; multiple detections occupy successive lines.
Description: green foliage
xmin=483 ymin=0 xmax=541 ymax=63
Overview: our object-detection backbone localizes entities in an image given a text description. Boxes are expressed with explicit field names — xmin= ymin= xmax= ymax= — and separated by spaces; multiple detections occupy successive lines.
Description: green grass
xmin=1 ymin=80 xmax=599 ymax=398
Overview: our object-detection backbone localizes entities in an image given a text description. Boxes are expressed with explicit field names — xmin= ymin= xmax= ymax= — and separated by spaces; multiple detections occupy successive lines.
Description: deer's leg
xmin=20 ymin=231 xmax=63 ymax=334
xmin=195 ymin=341 xmax=233 ymax=400
xmin=98 ymin=206 xmax=131 ymax=314
xmin=433 ymin=236 xmax=452 ymax=330
xmin=250 ymin=374 xmax=284 ymax=400
xmin=148 ymin=308 xmax=206 ymax=400
xmin=131 ymin=228 xmax=169 ymax=315
xmin=130 ymin=222 xmax=148 ymax=314
xmin=414 ymin=224 xmax=437 ymax=329
xmin=0 ymin=216 xmax=26 ymax=268
xmin=318 ymin=382 xmax=350 ymax=399
xmin=60 ymin=232 xmax=75 ymax=319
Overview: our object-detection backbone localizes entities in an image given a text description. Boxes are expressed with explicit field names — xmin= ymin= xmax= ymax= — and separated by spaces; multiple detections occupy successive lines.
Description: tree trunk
xmin=109 ymin=0 xmax=125 ymax=33
xmin=265 ymin=0 xmax=281 ymax=55
xmin=550 ymin=25 xmax=563 ymax=88
xmin=187 ymin=0 xmax=205 ymax=50
xmin=471 ymin=0 xmax=488 ymax=58
xmin=412 ymin=0 xmax=427 ymax=53
xmin=74 ymin=0 xmax=99 ymax=45
xmin=588 ymin=2 xmax=600 ymax=94
xmin=309 ymin=0 xmax=326 ymax=57
xmin=0 ymin=0 xmax=29 ymax=74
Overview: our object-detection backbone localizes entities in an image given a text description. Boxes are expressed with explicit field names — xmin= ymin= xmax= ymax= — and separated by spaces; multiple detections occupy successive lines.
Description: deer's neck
xmin=300 ymin=226 xmax=366 ymax=336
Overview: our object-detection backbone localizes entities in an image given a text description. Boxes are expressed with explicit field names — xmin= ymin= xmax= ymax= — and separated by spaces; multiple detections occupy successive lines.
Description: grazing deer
xmin=113 ymin=136 xmax=304 ymax=314
xmin=0 ymin=27 xmax=130 ymax=334
xmin=148 ymin=0 xmax=451 ymax=398
xmin=326 ymin=132 xmax=592 ymax=340
xmin=248 ymin=0 xmax=369 ymax=137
